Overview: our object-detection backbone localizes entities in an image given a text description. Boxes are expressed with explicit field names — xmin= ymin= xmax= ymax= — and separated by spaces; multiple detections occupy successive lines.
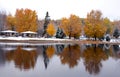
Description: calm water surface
xmin=0 ymin=43 xmax=120 ymax=77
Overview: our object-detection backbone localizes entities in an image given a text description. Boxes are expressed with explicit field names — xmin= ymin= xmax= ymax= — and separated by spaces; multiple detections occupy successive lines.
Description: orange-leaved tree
xmin=46 ymin=22 xmax=56 ymax=36
xmin=60 ymin=14 xmax=81 ymax=39
xmin=7 ymin=14 xmax=16 ymax=30
xmin=103 ymin=17 xmax=113 ymax=34
xmin=15 ymin=8 xmax=38 ymax=32
xmin=84 ymin=10 xmax=107 ymax=40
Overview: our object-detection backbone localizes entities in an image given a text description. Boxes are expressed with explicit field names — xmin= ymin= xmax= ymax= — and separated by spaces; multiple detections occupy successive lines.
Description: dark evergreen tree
xmin=55 ymin=28 xmax=66 ymax=39
xmin=113 ymin=28 xmax=119 ymax=38
xmin=106 ymin=35 xmax=110 ymax=41
xmin=42 ymin=12 xmax=50 ymax=37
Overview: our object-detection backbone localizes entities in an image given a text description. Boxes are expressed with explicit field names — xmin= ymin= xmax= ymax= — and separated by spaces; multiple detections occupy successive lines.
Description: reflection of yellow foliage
xmin=46 ymin=46 xmax=55 ymax=58
xmin=46 ymin=23 xmax=56 ymax=36
xmin=83 ymin=47 xmax=108 ymax=62
xmin=5 ymin=50 xmax=15 ymax=61
xmin=5 ymin=46 xmax=37 ymax=70
xmin=60 ymin=45 xmax=81 ymax=68
xmin=83 ymin=45 xmax=108 ymax=74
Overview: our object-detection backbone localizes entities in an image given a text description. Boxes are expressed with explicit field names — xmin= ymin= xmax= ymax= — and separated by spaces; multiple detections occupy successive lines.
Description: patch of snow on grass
xmin=110 ymin=39 xmax=120 ymax=43
xmin=0 ymin=36 xmax=70 ymax=41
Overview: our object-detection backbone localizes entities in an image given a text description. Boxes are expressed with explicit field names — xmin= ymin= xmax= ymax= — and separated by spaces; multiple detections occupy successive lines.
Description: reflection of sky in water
xmin=100 ymin=58 xmax=120 ymax=77
xmin=0 ymin=50 xmax=5 ymax=67
xmin=0 ymin=44 xmax=120 ymax=77
xmin=0 ymin=56 xmax=120 ymax=77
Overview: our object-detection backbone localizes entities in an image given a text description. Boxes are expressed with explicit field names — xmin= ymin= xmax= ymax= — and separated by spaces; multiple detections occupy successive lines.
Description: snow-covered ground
xmin=0 ymin=36 xmax=68 ymax=41
xmin=0 ymin=36 xmax=71 ymax=45
xmin=110 ymin=39 xmax=120 ymax=43
xmin=0 ymin=36 xmax=120 ymax=44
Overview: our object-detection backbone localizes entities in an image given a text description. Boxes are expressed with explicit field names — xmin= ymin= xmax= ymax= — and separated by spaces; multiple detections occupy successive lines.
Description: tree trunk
xmin=95 ymin=37 xmax=97 ymax=41
xmin=69 ymin=33 xmax=71 ymax=39
xmin=94 ymin=35 xmax=97 ymax=41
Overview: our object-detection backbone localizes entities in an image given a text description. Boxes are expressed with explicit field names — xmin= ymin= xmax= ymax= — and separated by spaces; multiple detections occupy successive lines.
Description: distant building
xmin=0 ymin=30 xmax=19 ymax=37
xmin=21 ymin=31 xmax=37 ymax=37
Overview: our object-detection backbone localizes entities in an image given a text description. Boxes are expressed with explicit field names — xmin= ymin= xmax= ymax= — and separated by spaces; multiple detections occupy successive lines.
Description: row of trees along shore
xmin=0 ymin=8 xmax=120 ymax=40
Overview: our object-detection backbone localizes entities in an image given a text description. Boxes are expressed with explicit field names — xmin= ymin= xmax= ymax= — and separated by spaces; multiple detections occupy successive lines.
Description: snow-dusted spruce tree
xmin=113 ymin=28 xmax=119 ymax=38
xmin=106 ymin=35 xmax=111 ymax=41
xmin=55 ymin=28 xmax=66 ymax=39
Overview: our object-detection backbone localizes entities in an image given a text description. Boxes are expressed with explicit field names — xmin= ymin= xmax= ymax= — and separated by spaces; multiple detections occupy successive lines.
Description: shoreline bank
xmin=0 ymin=39 xmax=120 ymax=45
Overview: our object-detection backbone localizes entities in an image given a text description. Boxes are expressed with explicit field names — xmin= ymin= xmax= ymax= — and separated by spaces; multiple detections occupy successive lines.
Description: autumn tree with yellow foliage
xmin=7 ymin=14 xmax=16 ymax=30
xmin=15 ymin=8 xmax=38 ymax=32
xmin=84 ymin=10 xmax=107 ymax=40
xmin=103 ymin=17 xmax=113 ymax=34
xmin=60 ymin=15 xmax=81 ymax=39
xmin=46 ymin=22 xmax=56 ymax=37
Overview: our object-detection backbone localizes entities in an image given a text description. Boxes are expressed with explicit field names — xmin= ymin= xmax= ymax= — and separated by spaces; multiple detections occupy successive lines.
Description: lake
xmin=0 ymin=43 xmax=120 ymax=77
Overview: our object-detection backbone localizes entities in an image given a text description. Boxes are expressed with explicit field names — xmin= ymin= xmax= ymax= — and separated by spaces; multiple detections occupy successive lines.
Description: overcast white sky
xmin=0 ymin=0 xmax=120 ymax=20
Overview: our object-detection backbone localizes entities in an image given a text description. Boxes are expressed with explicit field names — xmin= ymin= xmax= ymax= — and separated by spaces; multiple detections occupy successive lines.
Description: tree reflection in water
xmin=3 ymin=43 xmax=120 ymax=75
xmin=59 ymin=44 xmax=81 ymax=68
xmin=55 ymin=44 xmax=65 ymax=54
xmin=42 ymin=46 xmax=49 ymax=69
xmin=83 ymin=44 xmax=108 ymax=75
xmin=5 ymin=46 xmax=37 ymax=71
xmin=112 ymin=45 xmax=120 ymax=58
xmin=46 ymin=45 xmax=55 ymax=58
